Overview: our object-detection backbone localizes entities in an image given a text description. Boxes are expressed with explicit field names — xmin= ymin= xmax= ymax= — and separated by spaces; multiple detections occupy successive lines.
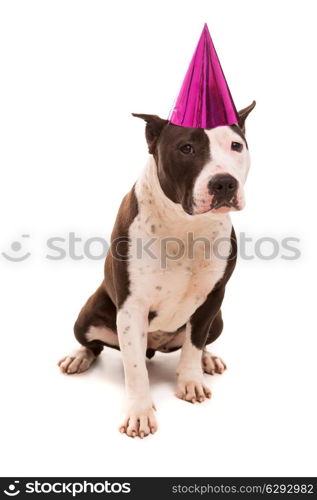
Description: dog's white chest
xmin=147 ymin=259 xmax=226 ymax=332
xmin=127 ymin=195 xmax=232 ymax=332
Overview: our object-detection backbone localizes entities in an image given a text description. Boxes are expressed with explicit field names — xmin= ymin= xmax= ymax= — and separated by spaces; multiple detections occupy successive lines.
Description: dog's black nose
xmin=208 ymin=174 xmax=238 ymax=199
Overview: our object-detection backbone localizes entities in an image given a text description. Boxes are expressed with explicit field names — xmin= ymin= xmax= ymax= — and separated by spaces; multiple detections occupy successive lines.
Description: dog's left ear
xmin=132 ymin=113 xmax=168 ymax=154
xmin=238 ymin=100 xmax=256 ymax=133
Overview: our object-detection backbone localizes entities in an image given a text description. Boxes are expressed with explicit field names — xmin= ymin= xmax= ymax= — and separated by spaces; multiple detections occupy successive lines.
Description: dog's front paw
xmin=176 ymin=376 xmax=212 ymax=404
xmin=202 ymin=351 xmax=227 ymax=375
xmin=119 ymin=399 xmax=157 ymax=439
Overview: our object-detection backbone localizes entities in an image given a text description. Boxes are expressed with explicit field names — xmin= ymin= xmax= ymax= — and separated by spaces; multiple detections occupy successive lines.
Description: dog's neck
xmin=135 ymin=156 xmax=231 ymax=235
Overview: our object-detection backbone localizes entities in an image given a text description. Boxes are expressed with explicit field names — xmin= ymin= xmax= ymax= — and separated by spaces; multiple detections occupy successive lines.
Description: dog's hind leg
xmin=58 ymin=282 xmax=118 ymax=374
xmin=202 ymin=310 xmax=227 ymax=375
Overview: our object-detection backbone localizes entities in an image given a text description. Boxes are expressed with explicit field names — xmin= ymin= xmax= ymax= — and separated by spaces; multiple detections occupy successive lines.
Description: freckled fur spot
xmin=148 ymin=311 xmax=157 ymax=322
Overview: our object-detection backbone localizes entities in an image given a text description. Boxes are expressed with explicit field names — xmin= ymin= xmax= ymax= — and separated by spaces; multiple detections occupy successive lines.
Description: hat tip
xmin=169 ymin=22 xmax=237 ymax=130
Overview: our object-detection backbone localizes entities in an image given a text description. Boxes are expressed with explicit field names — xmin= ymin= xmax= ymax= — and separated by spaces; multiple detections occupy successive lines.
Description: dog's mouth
xmin=210 ymin=197 xmax=240 ymax=213
xmin=191 ymin=195 xmax=241 ymax=215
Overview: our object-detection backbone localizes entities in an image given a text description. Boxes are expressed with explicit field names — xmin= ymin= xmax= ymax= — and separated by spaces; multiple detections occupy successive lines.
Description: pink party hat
xmin=169 ymin=24 xmax=238 ymax=129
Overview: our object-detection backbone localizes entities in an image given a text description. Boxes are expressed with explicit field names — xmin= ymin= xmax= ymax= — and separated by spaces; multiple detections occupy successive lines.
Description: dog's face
xmin=133 ymin=101 xmax=255 ymax=215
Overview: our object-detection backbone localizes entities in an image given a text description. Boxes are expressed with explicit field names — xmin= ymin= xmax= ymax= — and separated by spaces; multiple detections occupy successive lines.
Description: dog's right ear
xmin=238 ymin=101 xmax=256 ymax=133
xmin=132 ymin=113 xmax=168 ymax=154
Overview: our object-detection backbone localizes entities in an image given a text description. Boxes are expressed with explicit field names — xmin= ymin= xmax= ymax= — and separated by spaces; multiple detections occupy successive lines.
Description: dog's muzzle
xmin=208 ymin=174 xmax=239 ymax=210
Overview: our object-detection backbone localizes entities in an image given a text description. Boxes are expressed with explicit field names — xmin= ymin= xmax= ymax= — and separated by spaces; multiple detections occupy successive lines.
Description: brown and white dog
xmin=58 ymin=101 xmax=255 ymax=438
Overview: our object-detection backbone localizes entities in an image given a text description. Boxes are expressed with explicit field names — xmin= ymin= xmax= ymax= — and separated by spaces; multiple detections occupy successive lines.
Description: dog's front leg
xmin=176 ymin=323 xmax=212 ymax=403
xmin=176 ymin=286 xmax=225 ymax=403
xmin=117 ymin=303 xmax=157 ymax=438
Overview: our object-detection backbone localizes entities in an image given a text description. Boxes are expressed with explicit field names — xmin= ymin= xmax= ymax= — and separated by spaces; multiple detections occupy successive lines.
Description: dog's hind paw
xmin=58 ymin=346 xmax=96 ymax=374
xmin=176 ymin=377 xmax=212 ymax=403
xmin=202 ymin=350 xmax=227 ymax=375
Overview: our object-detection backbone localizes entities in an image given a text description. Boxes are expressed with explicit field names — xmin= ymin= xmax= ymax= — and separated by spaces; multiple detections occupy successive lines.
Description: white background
xmin=0 ymin=0 xmax=316 ymax=477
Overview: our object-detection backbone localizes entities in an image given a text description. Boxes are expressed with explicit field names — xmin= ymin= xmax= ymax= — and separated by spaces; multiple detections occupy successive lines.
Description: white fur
xmin=175 ymin=324 xmax=211 ymax=402
xmin=193 ymin=126 xmax=250 ymax=214
xmin=117 ymin=298 xmax=157 ymax=437
xmin=86 ymin=326 xmax=119 ymax=346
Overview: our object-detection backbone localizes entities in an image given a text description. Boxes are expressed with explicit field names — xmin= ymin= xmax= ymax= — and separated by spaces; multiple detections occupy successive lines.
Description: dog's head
xmin=133 ymin=101 xmax=255 ymax=215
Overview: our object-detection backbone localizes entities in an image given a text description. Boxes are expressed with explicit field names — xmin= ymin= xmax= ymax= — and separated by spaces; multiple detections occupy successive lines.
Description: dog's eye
xmin=231 ymin=141 xmax=243 ymax=152
xmin=179 ymin=144 xmax=194 ymax=155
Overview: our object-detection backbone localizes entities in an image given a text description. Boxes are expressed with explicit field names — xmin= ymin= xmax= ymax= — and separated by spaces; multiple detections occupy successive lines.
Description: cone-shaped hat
xmin=169 ymin=24 xmax=238 ymax=129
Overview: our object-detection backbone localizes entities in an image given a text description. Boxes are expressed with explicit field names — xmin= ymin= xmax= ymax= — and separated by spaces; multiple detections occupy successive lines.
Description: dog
xmin=58 ymin=101 xmax=255 ymax=438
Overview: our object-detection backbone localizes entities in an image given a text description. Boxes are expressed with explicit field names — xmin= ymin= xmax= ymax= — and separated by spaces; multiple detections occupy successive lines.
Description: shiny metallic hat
xmin=169 ymin=24 xmax=238 ymax=129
